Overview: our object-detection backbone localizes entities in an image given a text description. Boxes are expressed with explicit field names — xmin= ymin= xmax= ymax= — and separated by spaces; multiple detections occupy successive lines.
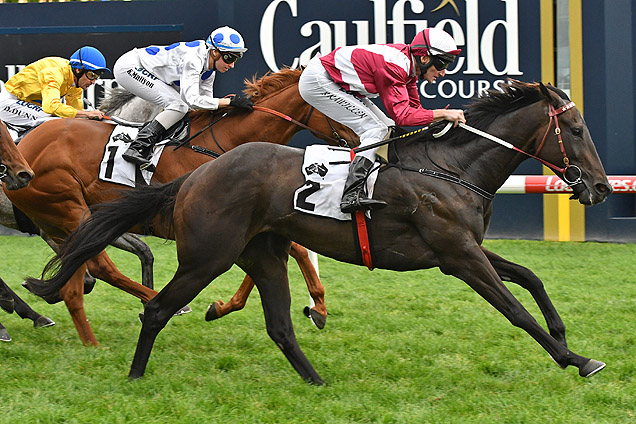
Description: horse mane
xmin=242 ymin=67 xmax=302 ymax=102
xmin=420 ymin=79 xmax=559 ymax=145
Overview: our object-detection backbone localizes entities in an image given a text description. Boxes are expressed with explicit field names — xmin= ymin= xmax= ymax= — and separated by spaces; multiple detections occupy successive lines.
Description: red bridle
xmin=533 ymin=101 xmax=577 ymax=175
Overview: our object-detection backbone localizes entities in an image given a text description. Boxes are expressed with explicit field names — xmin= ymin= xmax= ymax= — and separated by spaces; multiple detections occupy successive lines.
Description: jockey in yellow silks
xmin=0 ymin=46 xmax=109 ymax=136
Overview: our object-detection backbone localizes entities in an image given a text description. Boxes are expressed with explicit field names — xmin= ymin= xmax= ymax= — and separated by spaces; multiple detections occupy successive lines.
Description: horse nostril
xmin=18 ymin=171 xmax=34 ymax=183
xmin=596 ymin=183 xmax=612 ymax=196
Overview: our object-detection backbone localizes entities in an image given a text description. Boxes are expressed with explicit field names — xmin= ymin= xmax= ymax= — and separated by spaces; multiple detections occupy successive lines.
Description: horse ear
xmin=538 ymin=82 xmax=558 ymax=106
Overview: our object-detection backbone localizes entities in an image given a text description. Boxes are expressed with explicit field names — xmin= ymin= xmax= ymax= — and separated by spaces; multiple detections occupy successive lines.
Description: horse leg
xmin=240 ymin=234 xmax=324 ymax=384
xmin=482 ymin=247 xmax=567 ymax=347
xmin=85 ymin=251 xmax=157 ymax=303
xmin=0 ymin=278 xmax=14 ymax=314
xmin=205 ymin=274 xmax=255 ymax=321
xmin=59 ymin=265 xmax=99 ymax=346
xmin=443 ymin=246 xmax=604 ymax=377
xmin=129 ymin=232 xmax=242 ymax=379
xmin=86 ymin=250 xmax=190 ymax=315
xmin=0 ymin=321 xmax=9 ymax=342
xmin=1 ymin=278 xmax=55 ymax=328
xmin=109 ymin=233 xmax=155 ymax=290
xmin=205 ymin=243 xmax=327 ymax=329
xmin=289 ymin=242 xmax=327 ymax=329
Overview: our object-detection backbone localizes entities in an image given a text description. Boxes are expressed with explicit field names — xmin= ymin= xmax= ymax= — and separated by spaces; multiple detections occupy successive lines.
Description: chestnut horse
xmin=0 ymin=119 xmax=35 ymax=341
xmin=27 ymin=81 xmax=611 ymax=381
xmin=6 ymin=69 xmax=357 ymax=345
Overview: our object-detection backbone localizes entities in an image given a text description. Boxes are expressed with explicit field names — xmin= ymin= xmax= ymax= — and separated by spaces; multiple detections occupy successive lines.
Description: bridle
xmin=535 ymin=102 xmax=582 ymax=186
xmin=433 ymin=99 xmax=584 ymax=188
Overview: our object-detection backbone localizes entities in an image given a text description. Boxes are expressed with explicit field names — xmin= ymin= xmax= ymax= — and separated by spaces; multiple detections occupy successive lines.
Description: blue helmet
xmin=206 ymin=26 xmax=247 ymax=54
xmin=69 ymin=46 xmax=111 ymax=73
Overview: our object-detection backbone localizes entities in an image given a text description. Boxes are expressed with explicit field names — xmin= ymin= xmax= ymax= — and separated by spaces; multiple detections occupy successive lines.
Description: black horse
xmin=26 ymin=81 xmax=611 ymax=382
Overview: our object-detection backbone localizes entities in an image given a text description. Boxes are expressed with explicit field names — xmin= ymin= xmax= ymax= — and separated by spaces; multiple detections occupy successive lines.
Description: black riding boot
xmin=340 ymin=156 xmax=388 ymax=213
xmin=122 ymin=119 xmax=165 ymax=170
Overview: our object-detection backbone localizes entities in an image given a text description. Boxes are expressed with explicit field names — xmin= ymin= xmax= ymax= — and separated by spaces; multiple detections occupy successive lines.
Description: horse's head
xmin=0 ymin=120 xmax=34 ymax=190
xmin=534 ymin=83 xmax=612 ymax=205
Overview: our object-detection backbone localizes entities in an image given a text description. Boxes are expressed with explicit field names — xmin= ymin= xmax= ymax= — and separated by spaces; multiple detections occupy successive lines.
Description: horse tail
xmin=99 ymin=87 xmax=137 ymax=115
xmin=24 ymin=174 xmax=191 ymax=301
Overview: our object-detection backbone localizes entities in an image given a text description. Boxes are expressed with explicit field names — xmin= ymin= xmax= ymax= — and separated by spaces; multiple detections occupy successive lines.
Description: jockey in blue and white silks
xmin=113 ymin=26 xmax=253 ymax=170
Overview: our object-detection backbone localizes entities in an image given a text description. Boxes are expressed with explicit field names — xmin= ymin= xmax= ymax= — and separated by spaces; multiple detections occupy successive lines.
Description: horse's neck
xmin=191 ymin=85 xmax=309 ymax=148
xmin=424 ymin=107 xmax=544 ymax=194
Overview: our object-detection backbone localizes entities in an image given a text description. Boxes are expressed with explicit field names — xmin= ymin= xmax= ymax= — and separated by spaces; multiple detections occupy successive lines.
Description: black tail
xmin=24 ymin=174 xmax=190 ymax=301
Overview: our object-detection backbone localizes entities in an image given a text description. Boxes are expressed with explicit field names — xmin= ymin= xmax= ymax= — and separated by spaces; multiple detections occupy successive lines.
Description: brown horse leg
xmin=289 ymin=243 xmax=327 ymax=329
xmin=205 ymin=275 xmax=255 ymax=321
xmin=86 ymin=251 xmax=191 ymax=316
xmin=59 ymin=265 xmax=98 ymax=346
xmin=85 ymin=251 xmax=158 ymax=303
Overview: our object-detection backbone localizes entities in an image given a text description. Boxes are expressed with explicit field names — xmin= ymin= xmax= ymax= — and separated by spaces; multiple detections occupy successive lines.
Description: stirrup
xmin=140 ymin=162 xmax=156 ymax=172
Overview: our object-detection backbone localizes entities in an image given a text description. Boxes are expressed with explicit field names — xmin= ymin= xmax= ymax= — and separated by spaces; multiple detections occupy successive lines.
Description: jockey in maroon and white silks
xmin=298 ymin=27 xmax=466 ymax=214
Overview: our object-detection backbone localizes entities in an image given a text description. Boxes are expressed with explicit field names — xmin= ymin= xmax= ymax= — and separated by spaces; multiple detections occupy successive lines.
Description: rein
xmin=253 ymin=105 xmax=353 ymax=147
xmin=174 ymin=104 xmax=355 ymax=158
xmin=432 ymin=100 xmax=583 ymax=187
xmin=173 ymin=112 xmax=228 ymax=155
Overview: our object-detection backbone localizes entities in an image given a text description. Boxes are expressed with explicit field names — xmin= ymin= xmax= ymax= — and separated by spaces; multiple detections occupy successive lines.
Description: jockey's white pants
xmin=0 ymin=89 xmax=56 ymax=135
xmin=113 ymin=50 xmax=187 ymax=129
xmin=298 ymin=55 xmax=394 ymax=161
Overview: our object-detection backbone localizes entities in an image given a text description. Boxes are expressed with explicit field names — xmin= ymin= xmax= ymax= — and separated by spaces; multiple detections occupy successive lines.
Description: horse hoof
xmin=0 ymin=328 xmax=11 ymax=342
xmin=84 ymin=276 xmax=96 ymax=295
xmin=34 ymin=316 xmax=55 ymax=328
xmin=304 ymin=306 xmax=326 ymax=329
xmin=579 ymin=359 xmax=606 ymax=377
xmin=0 ymin=296 xmax=14 ymax=314
xmin=175 ymin=305 xmax=192 ymax=316
xmin=205 ymin=303 xmax=219 ymax=321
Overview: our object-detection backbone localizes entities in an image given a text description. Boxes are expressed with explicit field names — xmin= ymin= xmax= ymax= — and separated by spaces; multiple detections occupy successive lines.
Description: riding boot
xmin=340 ymin=156 xmax=388 ymax=213
xmin=122 ymin=119 xmax=165 ymax=170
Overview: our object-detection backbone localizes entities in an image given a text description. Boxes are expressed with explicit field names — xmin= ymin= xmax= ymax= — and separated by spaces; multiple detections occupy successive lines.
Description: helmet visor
xmin=430 ymin=54 xmax=455 ymax=71
xmin=220 ymin=51 xmax=242 ymax=64
xmin=85 ymin=70 xmax=104 ymax=81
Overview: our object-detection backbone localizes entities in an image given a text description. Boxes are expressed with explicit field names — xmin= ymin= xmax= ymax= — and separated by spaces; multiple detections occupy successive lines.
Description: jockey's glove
xmin=229 ymin=95 xmax=254 ymax=111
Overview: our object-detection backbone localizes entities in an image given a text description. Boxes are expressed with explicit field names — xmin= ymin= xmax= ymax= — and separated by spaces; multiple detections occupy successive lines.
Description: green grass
xmin=1 ymin=236 xmax=635 ymax=423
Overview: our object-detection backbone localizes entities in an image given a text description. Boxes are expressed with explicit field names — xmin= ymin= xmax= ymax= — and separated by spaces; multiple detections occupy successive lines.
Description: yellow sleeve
xmin=39 ymin=67 xmax=78 ymax=118
xmin=65 ymin=88 xmax=84 ymax=111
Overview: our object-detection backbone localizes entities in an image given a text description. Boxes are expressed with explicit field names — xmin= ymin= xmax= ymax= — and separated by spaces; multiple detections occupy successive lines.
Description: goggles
xmin=220 ymin=51 xmax=242 ymax=64
xmin=430 ymin=55 xmax=454 ymax=71
xmin=85 ymin=70 xmax=103 ymax=81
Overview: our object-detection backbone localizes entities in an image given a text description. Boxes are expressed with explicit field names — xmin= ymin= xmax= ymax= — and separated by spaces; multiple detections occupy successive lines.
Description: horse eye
xmin=571 ymin=127 xmax=583 ymax=138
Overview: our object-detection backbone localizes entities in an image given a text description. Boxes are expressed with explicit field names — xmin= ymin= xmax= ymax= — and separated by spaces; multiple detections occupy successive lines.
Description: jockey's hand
xmin=434 ymin=108 xmax=466 ymax=127
xmin=229 ymin=95 xmax=254 ymax=111
xmin=77 ymin=109 xmax=106 ymax=120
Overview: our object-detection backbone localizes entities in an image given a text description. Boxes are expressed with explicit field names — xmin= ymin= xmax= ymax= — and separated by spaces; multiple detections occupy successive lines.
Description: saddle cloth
xmin=98 ymin=124 xmax=166 ymax=187
xmin=293 ymin=145 xmax=379 ymax=221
